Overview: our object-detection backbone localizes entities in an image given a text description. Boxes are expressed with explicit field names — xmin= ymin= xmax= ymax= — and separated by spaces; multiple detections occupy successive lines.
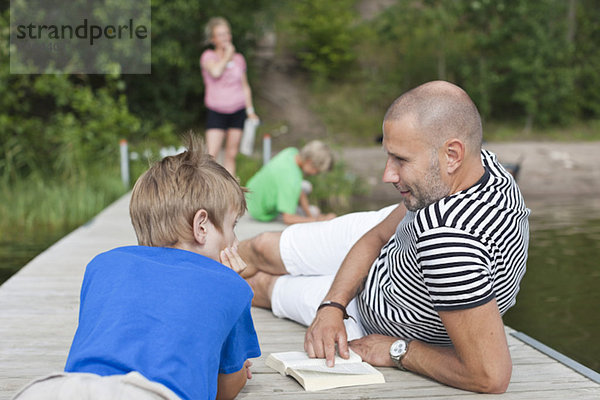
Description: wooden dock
xmin=1 ymin=193 xmax=599 ymax=399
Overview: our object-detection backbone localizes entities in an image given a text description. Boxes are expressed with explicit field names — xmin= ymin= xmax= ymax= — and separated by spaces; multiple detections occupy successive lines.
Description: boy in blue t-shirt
xmin=13 ymin=135 xmax=260 ymax=400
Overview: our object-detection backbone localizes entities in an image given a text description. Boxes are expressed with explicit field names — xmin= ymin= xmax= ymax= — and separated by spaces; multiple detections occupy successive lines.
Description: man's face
xmin=382 ymin=118 xmax=450 ymax=211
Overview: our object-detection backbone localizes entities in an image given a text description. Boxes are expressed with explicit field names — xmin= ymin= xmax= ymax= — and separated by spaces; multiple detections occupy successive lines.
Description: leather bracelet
xmin=317 ymin=301 xmax=356 ymax=322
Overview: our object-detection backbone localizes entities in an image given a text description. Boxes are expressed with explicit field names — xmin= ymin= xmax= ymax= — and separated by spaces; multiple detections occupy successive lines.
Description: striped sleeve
xmin=416 ymin=227 xmax=495 ymax=311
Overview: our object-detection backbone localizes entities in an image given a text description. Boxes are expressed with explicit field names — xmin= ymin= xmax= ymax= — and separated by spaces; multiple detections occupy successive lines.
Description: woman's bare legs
xmin=206 ymin=128 xmax=226 ymax=161
xmin=224 ymin=128 xmax=242 ymax=176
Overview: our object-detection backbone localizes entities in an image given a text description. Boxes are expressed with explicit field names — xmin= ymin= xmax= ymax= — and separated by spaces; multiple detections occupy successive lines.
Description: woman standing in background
xmin=200 ymin=17 xmax=259 ymax=176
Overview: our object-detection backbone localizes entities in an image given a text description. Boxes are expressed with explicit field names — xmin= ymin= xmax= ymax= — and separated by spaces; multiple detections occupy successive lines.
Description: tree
xmin=287 ymin=0 xmax=358 ymax=83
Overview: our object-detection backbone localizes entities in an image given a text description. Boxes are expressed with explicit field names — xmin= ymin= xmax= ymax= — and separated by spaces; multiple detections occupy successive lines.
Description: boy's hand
xmin=220 ymin=246 xmax=247 ymax=274
xmin=317 ymin=213 xmax=336 ymax=221
xmin=244 ymin=359 xmax=253 ymax=379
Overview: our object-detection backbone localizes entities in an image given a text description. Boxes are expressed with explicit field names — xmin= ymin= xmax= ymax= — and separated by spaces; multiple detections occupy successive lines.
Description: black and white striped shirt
xmin=357 ymin=149 xmax=530 ymax=345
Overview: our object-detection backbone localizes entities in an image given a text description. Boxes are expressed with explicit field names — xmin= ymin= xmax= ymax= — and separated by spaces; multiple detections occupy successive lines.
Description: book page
xmin=294 ymin=362 xmax=377 ymax=375
xmin=272 ymin=350 xmax=363 ymax=369
xmin=267 ymin=350 xmax=385 ymax=391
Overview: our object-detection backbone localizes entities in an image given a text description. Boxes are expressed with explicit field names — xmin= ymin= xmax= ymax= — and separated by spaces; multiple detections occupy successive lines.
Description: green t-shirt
xmin=246 ymin=147 xmax=303 ymax=221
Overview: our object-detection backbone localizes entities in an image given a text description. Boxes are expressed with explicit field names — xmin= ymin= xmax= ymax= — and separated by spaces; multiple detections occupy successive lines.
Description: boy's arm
xmin=298 ymin=191 xmax=313 ymax=217
xmin=216 ymin=360 xmax=252 ymax=400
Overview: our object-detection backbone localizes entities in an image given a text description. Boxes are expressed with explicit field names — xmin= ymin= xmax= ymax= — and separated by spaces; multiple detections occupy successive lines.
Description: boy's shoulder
xmin=85 ymin=246 xmax=253 ymax=304
xmin=268 ymin=147 xmax=299 ymax=167
xmin=90 ymin=246 xmax=247 ymax=285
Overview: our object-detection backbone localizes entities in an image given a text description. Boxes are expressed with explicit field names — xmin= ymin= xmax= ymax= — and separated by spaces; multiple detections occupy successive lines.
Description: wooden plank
xmin=1 ymin=193 xmax=599 ymax=400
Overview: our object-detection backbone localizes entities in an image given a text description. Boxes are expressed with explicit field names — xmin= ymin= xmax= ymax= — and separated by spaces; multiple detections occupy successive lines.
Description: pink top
xmin=200 ymin=50 xmax=247 ymax=114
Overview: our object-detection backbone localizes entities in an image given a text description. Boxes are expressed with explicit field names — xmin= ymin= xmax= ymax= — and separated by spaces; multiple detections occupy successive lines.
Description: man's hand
xmin=349 ymin=334 xmax=397 ymax=367
xmin=220 ymin=246 xmax=247 ymax=274
xmin=304 ymin=307 xmax=349 ymax=367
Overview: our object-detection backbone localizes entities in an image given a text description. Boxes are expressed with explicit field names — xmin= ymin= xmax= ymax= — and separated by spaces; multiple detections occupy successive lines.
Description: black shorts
xmin=205 ymin=108 xmax=247 ymax=130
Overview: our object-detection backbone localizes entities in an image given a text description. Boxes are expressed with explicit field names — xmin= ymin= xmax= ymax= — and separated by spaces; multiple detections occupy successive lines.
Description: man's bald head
xmin=384 ymin=81 xmax=482 ymax=155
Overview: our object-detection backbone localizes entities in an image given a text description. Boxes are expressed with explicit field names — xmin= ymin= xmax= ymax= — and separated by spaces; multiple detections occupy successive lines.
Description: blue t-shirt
xmin=64 ymin=246 xmax=261 ymax=400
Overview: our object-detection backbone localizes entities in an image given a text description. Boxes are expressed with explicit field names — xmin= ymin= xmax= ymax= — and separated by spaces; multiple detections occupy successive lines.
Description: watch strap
xmin=317 ymin=301 xmax=356 ymax=322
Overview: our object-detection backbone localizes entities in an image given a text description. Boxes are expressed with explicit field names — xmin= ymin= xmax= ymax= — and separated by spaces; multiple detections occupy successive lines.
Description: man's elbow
xmin=474 ymin=362 xmax=512 ymax=394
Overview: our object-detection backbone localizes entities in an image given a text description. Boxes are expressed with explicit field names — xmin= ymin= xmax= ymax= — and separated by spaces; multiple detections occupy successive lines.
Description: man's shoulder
xmin=414 ymin=172 xmax=527 ymax=238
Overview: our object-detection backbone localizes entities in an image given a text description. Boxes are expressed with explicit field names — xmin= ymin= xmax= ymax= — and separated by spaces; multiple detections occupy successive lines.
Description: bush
xmin=287 ymin=0 xmax=358 ymax=83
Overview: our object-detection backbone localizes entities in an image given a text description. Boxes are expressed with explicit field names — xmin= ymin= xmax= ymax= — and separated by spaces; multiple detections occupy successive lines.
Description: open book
xmin=265 ymin=350 xmax=385 ymax=391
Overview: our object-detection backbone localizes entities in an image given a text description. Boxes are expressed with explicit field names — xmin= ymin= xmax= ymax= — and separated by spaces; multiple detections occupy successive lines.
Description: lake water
xmin=1 ymin=196 xmax=599 ymax=373
xmin=503 ymin=197 xmax=600 ymax=373
xmin=0 ymin=229 xmax=61 ymax=284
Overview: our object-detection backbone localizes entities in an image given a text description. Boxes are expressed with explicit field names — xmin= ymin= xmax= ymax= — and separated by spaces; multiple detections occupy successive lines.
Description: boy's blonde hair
xmin=130 ymin=134 xmax=246 ymax=247
xmin=204 ymin=17 xmax=230 ymax=45
xmin=299 ymin=140 xmax=334 ymax=172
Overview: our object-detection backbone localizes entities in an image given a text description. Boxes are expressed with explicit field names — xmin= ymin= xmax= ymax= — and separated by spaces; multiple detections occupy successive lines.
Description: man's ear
xmin=193 ymin=209 xmax=210 ymax=245
xmin=444 ymin=138 xmax=465 ymax=174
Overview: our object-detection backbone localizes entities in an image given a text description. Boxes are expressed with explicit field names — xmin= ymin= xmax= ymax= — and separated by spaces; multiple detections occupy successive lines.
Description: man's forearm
xmin=402 ymin=340 xmax=511 ymax=393
xmin=324 ymin=205 xmax=405 ymax=305
xmin=305 ymin=205 xmax=406 ymax=364
xmin=352 ymin=299 xmax=512 ymax=394
xmin=324 ymin=232 xmax=385 ymax=305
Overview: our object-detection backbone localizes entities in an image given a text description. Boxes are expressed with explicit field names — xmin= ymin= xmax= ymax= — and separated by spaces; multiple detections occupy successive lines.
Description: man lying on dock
xmin=240 ymin=80 xmax=530 ymax=394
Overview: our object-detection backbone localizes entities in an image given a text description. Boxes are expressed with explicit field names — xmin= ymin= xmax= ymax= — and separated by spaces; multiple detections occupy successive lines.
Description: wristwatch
xmin=389 ymin=338 xmax=412 ymax=371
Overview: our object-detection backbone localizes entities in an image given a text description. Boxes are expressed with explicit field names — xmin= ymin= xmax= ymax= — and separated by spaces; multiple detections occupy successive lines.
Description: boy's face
xmin=203 ymin=208 xmax=239 ymax=262
xmin=301 ymin=160 xmax=319 ymax=176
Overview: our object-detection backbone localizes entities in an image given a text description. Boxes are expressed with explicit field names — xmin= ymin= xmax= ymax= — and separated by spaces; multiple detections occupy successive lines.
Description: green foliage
xmin=0 ymin=8 xmax=176 ymax=182
xmin=368 ymin=0 xmax=467 ymax=87
xmin=309 ymin=81 xmax=386 ymax=142
xmin=0 ymin=166 xmax=126 ymax=233
xmin=308 ymin=158 xmax=368 ymax=214
xmin=457 ymin=0 xmax=579 ymax=126
xmin=122 ymin=0 xmax=272 ymax=130
xmin=236 ymin=154 xmax=263 ymax=187
xmin=574 ymin=0 xmax=600 ymax=118
xmin=286 ymin=0 xmax=358 ymax=83
xmin=301 ymin=0 xmax=600 ymax=137
xmin=1 ymin=0 xmax=599 ymax=235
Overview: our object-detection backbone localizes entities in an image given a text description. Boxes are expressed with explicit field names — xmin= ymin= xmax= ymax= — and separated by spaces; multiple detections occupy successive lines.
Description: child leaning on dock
xmin=13 ymin=135 xmax=260 ymax=400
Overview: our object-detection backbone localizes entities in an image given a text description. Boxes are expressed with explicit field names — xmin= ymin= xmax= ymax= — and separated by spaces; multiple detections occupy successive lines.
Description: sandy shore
xmin=341 ymin=141 xmax=600 ymax=203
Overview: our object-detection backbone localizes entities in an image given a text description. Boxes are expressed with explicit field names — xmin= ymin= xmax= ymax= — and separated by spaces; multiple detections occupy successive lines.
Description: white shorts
xmin=271 ymin=204 xmax=398 ymax=340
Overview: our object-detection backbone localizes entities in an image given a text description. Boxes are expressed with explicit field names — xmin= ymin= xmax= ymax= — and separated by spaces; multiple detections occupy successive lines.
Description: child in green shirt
xmin=246 ymin=140 xmax=336 ymax=225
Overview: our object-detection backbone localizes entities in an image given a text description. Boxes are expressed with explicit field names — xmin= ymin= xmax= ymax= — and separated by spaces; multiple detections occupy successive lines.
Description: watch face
xmin=390 ymin=340 xmax=407 ymax=357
